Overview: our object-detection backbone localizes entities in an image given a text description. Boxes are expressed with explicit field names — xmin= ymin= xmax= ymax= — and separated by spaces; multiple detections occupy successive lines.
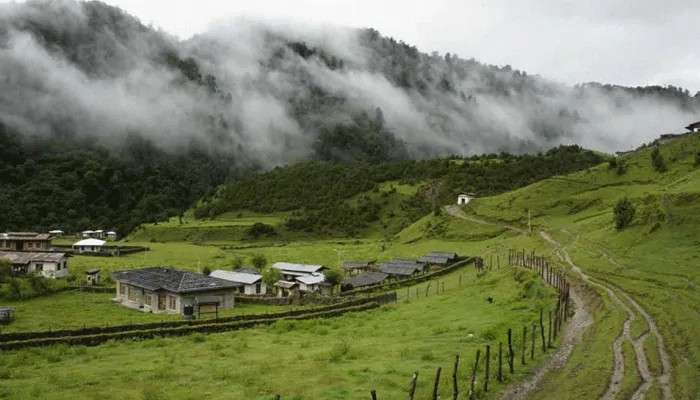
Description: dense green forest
xmin=0 ymin=126 xmax=233 ymax=234
xmin=194 ymin=146 xmax=604 ymax=235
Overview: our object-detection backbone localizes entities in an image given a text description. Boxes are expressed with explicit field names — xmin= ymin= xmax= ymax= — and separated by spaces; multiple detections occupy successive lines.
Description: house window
xmin=127 ymin=287 xmax=139 ymax=302
xmin=35 ymin=263 xmax=43 ymax=272
xmin=119 ymin=283 xmax=126 ymax=295
xmin=256 ymin=283 xmax=262 ymax=294
xmin=144 ymin=294 xmax=152 ymax=307
xmin=168 ymin=296 xmax=177 ymax=310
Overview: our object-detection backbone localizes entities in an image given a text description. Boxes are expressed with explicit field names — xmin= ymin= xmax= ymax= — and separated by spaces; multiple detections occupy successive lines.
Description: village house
xmin=210 ymin=268 xmax=267 ymax=295
xmin=685 ymin=121 xmax=700 ymax=132
xmin=111 ymin=267 xmax=241 ymax=317
xmin=0 ymin=251 xmax=69 ymax=279
xmin=0 ymin=232 xmax=53 ymax=252
xmin=342 ymin=261 xmax=374 ymax=276
xmin=72 ymin=238 xmax=106 ymax=254
xmin=0 ymin=307 xmax=15 ymax=324
xmin=341 ymin=271 xmax=389 ymax=292
xmin=271 ymin=262 xmax=326 ymax=281
xmin=457 ymin=193 xmax=476 ymax=206
xmin=106 ymin=231 xmax=118 ymax=241
xmin=85 ymin=269 xmax=101 ymax=286
xmin=81 ymin=230 xmax=107 ymax=239
xmin=418 ymin=251 xmax=460 ymax=267
xmin=274 ymin=280 xmax=299 ymax=298
xmin=48 ymin=230 xmax=64 ymax=237
xmin=296 ymin=273 xmax=332 ymax=295
xmin=379 ymin=260 xmax=426 ymax=279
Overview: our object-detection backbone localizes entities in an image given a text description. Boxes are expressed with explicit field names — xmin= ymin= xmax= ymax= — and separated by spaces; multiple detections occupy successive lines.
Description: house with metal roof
xmin=342 ymin=261 xmax=374 ymax=275
xmin=271 ymin=262 xmax=326 ymax=280
xmin=295 ymin=273 xmax=332 ymax=294
xmin=419 ymin=251 xmax=459 ymax=266
xmin=379 ymin=261 xmax=425 ymax=278
xmin=73 ymin=238 xmax=106 ymax=254
xmin=0 ymin=251 xmax=69 ymax=279
xmin=210 ymin=268 xmax=267 ymax=295
xmin=111 ymin=267 xmax=241 ymax=316
xmin=341 ymin=271 xmax=389 ymax=291
xmin=0 ymin=232 xmax=53 ymax=252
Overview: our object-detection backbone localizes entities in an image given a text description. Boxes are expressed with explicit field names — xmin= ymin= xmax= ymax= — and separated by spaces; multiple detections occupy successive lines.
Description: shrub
xmin=613 ymin=198 xmax=636 ymax=230
xmin=262 ymin=267 xmax=281 ymax=287
xmin=651 ymin=147 xmax=667 ymax=172
xmin=616 ymin=160 xmax=627 ymax=175
xmin=201 ymin=266 xmax=211 ymax=276
xmin=251 ymin=254 xmax=267 ymax=270
xmin=245 ymin=222 xmax=276 ymax=239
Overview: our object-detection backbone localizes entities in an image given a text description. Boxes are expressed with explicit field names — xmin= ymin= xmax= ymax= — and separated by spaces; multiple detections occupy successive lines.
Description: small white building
xmin=210 ymin=269 xmax=267 ymax=295
xmin=73 ymin=238 xmax=106 ymax=254
xmin=0 ymin=251 xmax=69 ymax=279
xmin=457 ymin=193 xmax=475 ymax=206
xmin=295 ymin=273 xmax=330 ymax=294
xmin=106 ymin=231 xmax=118 ymax=241
xmin=271 ymin=262 xmax=326 ymax=281
xmin=48 ymin=230 xmax=64 ymax=237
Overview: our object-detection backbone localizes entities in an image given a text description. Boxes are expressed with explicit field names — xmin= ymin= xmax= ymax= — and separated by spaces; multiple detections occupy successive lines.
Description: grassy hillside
xmin=460 ymin=132 xmax=700 ymax=399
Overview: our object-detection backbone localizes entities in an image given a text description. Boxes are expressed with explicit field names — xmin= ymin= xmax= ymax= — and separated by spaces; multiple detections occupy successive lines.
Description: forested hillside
xmin=194 ymin=145 xmax=604 ymax=235
xmin=0 ymin=0 xmax=696 ymax=233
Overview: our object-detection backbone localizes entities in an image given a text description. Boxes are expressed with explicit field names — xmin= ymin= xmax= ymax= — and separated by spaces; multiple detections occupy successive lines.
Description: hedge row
xmin=0 ymin=292 xmax=396 ymax=343
xmin=340 ymin=257 xmax=474 ymax=297
xmin=0 ymin=302 xmax=382 ymax=351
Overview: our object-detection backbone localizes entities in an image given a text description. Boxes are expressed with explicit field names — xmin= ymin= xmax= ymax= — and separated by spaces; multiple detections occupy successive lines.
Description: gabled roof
xmin=1 ymin=232 xmax=52 ymax=240
xmin=418 ymin=255 xmax=451 ymax=265
xmin=380 ymin=262 xmax=423 ymax=276
xmin=274 ymin=280 xmax=298 ymax=289
xmin=73 ymin=239 xmax=106 ymax=246
xmin=210 ymin=269 xmax=262 ymax=285
xmin=272 ymin=262 xmax=325 ymax=274
xmin=685 ymin=121 xmax=700 ymax=130
xmin=427 ymin=251 xmax=458 ymax=259
xmin=342 ymin=261 xmax=372 ymax=270
xmin=342 ymin=272 xmax=389 ymax=288
xmin=0 ymin=251 xmax=67 ymax=265
xmin=111 ymin=267 xmax=241 ymax=294
xmin=295 ymin=273 xmax=326 ymax=285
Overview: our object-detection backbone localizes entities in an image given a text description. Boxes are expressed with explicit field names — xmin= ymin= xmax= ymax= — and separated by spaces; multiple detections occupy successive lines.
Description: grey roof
xmin=111 ymin=267 xmax=241 ymax=294
xmin=342 ymin=261 xmax=372 ymax=270
xmin=210 ymin=269 xmax=262 ymax=285
xmin=342 ymin=272 xmax=389 ymax=288
xmin=272 ymin=262 xmax=325 ymax=275
xmin=1 ymin=232 xmax=52 ymax=241
xmin=380 ymin=262 xmax=423 ymax=276
xmin=234 ymin=267 xmax=260 ymax=274
xmin=274 ymin=280 xmax=298 ymax=289
xmin=295 ymin=273 xmax=326 ymax=285
xmin=427 ymin=251 xmax=458 ymax=259
xmin=0 ymin=251 xmax=67 ymax=265
xmin=418 ymin=255 xmax=451 ymax=265
xmin=686 ymin=121 xmax=700 ymax=129
xmin=85 ymin=268 xmax=101 ymax=274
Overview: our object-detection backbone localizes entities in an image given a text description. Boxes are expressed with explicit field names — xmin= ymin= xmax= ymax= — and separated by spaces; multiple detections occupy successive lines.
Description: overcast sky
xmin=7 ymin=0 xmax=700 ymax=91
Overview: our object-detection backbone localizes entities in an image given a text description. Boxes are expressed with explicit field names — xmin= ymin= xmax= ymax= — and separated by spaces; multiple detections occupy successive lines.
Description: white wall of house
xmin=242 ymin=282 xmax=266 ymax=295
xmin=114 ymin=283 xmax=236 ymax=315
xmin=26 ymin=260 xmax=69 ymax=279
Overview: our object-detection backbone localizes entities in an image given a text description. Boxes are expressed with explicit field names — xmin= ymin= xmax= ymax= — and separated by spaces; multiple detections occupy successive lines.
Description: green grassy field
xmin=0 ymin=266 xmax=560 ymax=400
xmin=464 ymin=133 xmax=700 ymax=399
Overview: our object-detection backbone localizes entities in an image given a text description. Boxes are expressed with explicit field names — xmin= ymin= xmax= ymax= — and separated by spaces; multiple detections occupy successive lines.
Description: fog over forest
xmin=1 ymin=0 xmax=699 ymax=166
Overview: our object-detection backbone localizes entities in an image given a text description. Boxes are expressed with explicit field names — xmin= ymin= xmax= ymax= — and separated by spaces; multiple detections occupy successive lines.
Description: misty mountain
xmin=2 ymin=0 xmax=699 ymax=165
xmin=0 ymin=0 xmax=698 ymax=233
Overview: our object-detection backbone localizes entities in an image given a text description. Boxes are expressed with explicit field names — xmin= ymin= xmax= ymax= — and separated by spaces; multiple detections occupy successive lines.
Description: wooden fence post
xmin=484 ymin=345 xmax=490 ymax=393
xmin=409 ymin=372 xmax=418 ymax=400
xmin=521 ymin=326 xmax=527 ymax=365
xmin=548 ymin=310 xmax=553 ymax=348
xmin=371 ymin=389 xmax=378 ymax=400
xmin=507 ymin=328 xmax=514 ymax=374
xmin=470 ymin=349 xmax=481 ymax=400
xmin=540 ymin=309 xmax=546 ymax=353
xmin=432 ymin=367 xmax=442 ymax=400
xmin=531 ymin=323 xmax=536 ymax=360
xmin=498 ymin=342 xmax=503 ymax=382
xmin=453 ymin=354 xmax=460 ymax=400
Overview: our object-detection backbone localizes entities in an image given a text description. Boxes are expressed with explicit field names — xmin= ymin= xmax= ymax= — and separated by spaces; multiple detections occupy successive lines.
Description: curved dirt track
xmin=445 ymin=206 xmax=673 ymax=400
xmin=541 ymin=232 xmax=673 ymax=400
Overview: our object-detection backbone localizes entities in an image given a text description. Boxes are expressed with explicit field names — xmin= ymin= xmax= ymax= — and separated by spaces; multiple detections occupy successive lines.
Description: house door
xmin=158 ymin=294 xmax=166 ymax=311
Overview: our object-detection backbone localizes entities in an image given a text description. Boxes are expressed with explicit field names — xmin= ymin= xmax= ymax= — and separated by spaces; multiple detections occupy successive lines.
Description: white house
xmin=210 ymin=268 xmax=267 ymax=295
xmin=73 ymin=238 xmax=106 ymax=254
xmin=48 ymin=229 xmax=64 ymax=237
xmin=0 ymin=251 xmax=69 ymax=279
xmin=457 ymin=193 xmax=475 ymax=206
xmin=271 ymin=262 xmax=326 ymax=281
xmin=106 ymin=231 xmax=118 ymax=240
xmin=295 ymin=273 xmax=330 ymax=294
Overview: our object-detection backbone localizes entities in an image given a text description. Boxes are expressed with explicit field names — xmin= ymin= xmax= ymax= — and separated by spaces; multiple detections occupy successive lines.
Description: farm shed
xmin=0 ymin=307 xmax=14 ymax=324
xmin=72 ymin=238 xmax=106 ymax=254
xmin=380 ymin=261 xmax=425 ymax=279
xmin=457 ymin=193 xmax=476 ymax=205
xmin=85 ymin=269 xmax=101 ymax=285
xmin=295 ymin=273 xmax=332 ymax=294
xmin=419 ymin=251 xmax=459 ymax=266
xmin=274 ymin=280 xmax=299 ymax=298
xmin=111 ymin=267 xmax=241 ymax=317
xmin=271 ymin=262 xmax=326 ymax=281
xmin=685 ymin=121 xmax=700 ymax=132
xmin=342 ymin=261 xmax=374 ymax=275
xmin=0 ymin=251 xmax=69 ymax=279
xmin=341 ymin=272 xmax=389 ymax=291
xmin=0 ymin=232 xmax=53 ymax=251
xmin=210 ymin=269 xmax=267 ymax=295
